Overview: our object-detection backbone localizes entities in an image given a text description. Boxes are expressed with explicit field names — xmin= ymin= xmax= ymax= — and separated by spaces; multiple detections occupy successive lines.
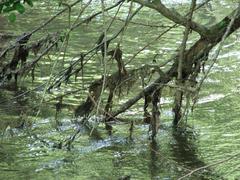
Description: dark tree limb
xmin=173 ymin=0 xmax=196 ymax=126
xmin=111 ymin=70 xmax=172 ymax=118
xmin=150 ymin=88 xmax=161 ymax=139
xmin=110 ymin=6 xmax=240 ymax=121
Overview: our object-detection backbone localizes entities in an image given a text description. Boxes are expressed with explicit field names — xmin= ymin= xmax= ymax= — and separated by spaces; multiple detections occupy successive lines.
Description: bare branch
xmin=174 ymin=0 xmax=196 ymax=126
xmin=177 ymin=0 xmax=196 ymax=80
xmin=178 ymin=152 xmax=240 ymax=180
xmin=110 ymin=5 xmax=240 ymax=119
xmin=131 ymin=0 xmax=210 ymax=37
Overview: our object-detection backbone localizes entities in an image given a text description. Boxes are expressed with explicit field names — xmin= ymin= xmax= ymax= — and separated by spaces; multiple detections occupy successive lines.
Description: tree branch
xmin=178 ymin=152 xmax=240 ymax=180
xmin=131 ymin=0 xmax=210 ymax=37
xmin=111 ymin=70 xmax=171 ymax=118
xmin=111 ymin=5 xmax=240 ymax=119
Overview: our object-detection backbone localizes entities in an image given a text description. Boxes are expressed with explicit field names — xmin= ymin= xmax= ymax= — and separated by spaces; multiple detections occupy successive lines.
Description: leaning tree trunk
xmin=75 ymin=17 xmax=240 ymax=129
xmin=1 ymin=0 xmax=239 ymax=139
xmin=108 ymin=5 xmax=240 ymax=125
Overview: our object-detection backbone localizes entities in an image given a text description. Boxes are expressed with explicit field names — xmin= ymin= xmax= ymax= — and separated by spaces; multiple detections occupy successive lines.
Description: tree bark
xmin=111 ymin=6 xmax=240 ymax=121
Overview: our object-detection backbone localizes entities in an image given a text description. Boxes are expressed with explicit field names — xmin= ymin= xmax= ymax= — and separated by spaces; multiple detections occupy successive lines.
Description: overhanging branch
xmin=131 ymin=0 xmax=210 ymax=37
xmin=111 ymin=5 xmax=240 ymax=119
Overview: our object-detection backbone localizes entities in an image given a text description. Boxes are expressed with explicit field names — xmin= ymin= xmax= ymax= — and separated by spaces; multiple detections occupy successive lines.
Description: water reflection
xmin=0 ymin=84 xmax=30 ymax=133
xmin=171 ymin=128 xmax=203 ymax=167
xmin=0 ymin=0 xmax=240 ymax=179
xmin=170 ymin=128 xmax=223 ymax=179
xmin=149 ymin=140 xmax=160 ymax=179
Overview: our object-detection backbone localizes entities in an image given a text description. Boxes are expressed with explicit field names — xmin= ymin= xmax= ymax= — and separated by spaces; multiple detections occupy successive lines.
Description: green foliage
xmin=25 ymin=0 xmax=34 ymax=7
xmin=14 ymin=3 xmax=25 ymax=14
xmin=0 ymin=0 xmax=33 ymax=22
xmin=8 ymin=12 xmax=16 ymax=22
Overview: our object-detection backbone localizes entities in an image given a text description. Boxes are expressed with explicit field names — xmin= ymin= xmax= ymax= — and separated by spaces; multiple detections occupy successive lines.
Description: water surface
xmin=0 ymin=0 xmax=240 ymax=179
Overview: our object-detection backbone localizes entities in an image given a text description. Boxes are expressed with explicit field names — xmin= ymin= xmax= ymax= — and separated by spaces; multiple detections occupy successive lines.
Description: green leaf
xmin=218 ymin=21 xmax=227 ymax=30
xmin=25 ymin=0 xmax=33 ymax=7
xmin=5 ymin=2 xmax=11 ymax=6
xmin=5 ymin=0 xmax=15 ymax=6
xmin=8 ymin=13 xmax=16 ymax=22
xmin=14 ymin=3 xmax=25 ymax=14
xmin=3 ymin=6 xmax=15 ymax=13
xmin=0 ymin=4 xmax=3 ymax=13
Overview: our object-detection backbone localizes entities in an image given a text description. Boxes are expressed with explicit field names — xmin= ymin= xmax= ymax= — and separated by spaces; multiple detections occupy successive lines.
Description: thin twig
xmin=178 ymin=153 xmax=240 ymax=180
xmin=125 ymin=0 xmax=212 ymax=65
xmin=197 ymin=3 xmax=240 ymax=95
xmin=0 ymin=0 xmax=83 ymax=58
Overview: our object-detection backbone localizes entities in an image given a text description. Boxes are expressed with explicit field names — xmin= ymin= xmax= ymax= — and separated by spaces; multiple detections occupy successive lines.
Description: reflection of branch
xmin=150 ymin=146 xmax=191 ymax=172
xmin=178 ymin=153 xmax=240 ymax=180
xmin=131 ymin=0 xmax=209 ymax=37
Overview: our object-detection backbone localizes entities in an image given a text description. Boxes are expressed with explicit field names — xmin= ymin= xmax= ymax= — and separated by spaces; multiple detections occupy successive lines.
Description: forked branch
xmin=131 ymin=0 xmax=210 ymax=37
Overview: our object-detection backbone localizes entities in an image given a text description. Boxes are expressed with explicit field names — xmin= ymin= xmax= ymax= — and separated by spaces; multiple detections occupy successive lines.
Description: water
xmin=0 ymin=0 xmax=240 ymax=179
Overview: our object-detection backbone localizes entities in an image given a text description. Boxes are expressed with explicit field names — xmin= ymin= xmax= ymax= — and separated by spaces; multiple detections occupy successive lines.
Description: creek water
xmin=0 ymin=0 xmax=240 ymax=179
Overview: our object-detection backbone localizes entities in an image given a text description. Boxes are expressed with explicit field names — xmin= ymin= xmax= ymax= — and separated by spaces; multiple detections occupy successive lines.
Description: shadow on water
xmin=0 ymin=84 xmax=30 ymax=133
xmin=148 ymin=139 xmax=160 ymax=179
xmin=0 ymin=83 xmax=28 ymax=112
xmin=169 ymin=127 xmax=223 ymax=179
xmin=0 ymin=83 xmax=228 ymax=179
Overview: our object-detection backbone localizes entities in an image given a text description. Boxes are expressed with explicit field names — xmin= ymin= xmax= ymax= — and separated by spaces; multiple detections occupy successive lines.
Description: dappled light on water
xmin=0 ymin=0 xmax=240 ymax=179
